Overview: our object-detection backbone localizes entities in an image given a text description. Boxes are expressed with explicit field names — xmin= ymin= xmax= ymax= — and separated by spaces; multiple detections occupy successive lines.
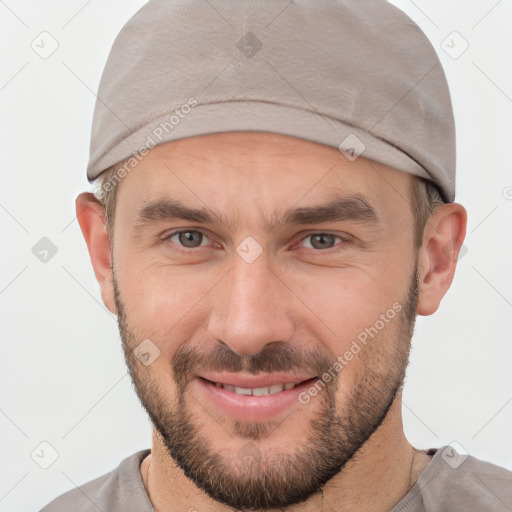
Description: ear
xmin=76 ymin=192 xmax=116 ymax=314
xmin=416 ymin=202 xmax=467 ymax=316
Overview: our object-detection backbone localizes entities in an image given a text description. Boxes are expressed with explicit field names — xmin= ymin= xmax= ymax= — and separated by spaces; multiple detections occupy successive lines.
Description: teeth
xmin=218 ymin=382 xmax=298 ymax=396
xmin=234 ymin=386 xmax=252 ymax=395
xmin=269 ymin=384 xmax=283 ymax=394
xmin=252 ymin=386 xmax=270 ymax=396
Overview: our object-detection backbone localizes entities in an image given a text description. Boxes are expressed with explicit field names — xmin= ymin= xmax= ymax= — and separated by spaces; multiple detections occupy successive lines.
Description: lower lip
xmin=194 ymin=377 xmax=317 ymax=421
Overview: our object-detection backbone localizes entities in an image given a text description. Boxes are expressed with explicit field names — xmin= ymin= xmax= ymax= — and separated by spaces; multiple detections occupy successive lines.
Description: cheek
xmin=288 ymin=265 xmax=402 ymax=345
xmin=117 ymin=259 xmax=216 ymax=354
xmin=117 ymin=246 xmax=412 ymax=367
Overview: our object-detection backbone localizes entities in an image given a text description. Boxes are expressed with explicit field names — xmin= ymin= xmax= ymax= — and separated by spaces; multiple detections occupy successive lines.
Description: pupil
xmin=179 ymin=231 xmax=202 ymax=247
xmin=312 ymin=234 xmax=334 ymax=249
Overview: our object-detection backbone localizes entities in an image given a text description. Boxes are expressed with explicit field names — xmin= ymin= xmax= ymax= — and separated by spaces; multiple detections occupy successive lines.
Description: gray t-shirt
xmin=40 ymin=446 xmax=512 ymax=511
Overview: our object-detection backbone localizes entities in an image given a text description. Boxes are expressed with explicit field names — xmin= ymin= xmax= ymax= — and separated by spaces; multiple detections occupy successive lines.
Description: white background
xmin=1 ymin=1 xmax=511 ymax=511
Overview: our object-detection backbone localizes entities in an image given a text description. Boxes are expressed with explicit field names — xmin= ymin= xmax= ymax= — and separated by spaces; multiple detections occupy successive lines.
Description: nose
xmin=207 ymin=250 xmax=295 ymax=356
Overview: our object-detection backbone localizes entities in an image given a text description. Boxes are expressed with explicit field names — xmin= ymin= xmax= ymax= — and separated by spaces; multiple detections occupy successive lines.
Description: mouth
xmin=200 ymin=377 xmax=311 ymax=396
xmin=193 ymin=374 xmax=318 ymax=421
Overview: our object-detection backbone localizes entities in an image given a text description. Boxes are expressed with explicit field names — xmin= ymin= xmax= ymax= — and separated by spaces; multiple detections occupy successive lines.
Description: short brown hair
xmin=93 ymin=162 xmax=444 ymax=249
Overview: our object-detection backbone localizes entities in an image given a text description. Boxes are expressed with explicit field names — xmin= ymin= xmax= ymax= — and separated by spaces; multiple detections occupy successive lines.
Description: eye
xmin=162 ymin=230 xmax=348 ymax=253
xmin=165 ymin=230 xmax=211 ymax=249
xmin=299 ymin=233 xmax=346 ymax=250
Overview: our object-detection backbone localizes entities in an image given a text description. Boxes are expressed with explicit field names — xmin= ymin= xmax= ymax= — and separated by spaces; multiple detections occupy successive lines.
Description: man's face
xmin=111 ymin=132 xmax=420 ymax=509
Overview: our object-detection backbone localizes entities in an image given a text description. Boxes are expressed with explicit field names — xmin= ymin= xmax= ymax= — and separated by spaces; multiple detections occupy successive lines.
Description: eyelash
xmin=162 ymin=230 xmax=349 ymax=253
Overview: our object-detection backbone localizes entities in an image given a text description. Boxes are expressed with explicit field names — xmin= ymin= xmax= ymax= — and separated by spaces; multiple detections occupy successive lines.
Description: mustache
xmin=172 ymin=342 xmax=335 ymax=390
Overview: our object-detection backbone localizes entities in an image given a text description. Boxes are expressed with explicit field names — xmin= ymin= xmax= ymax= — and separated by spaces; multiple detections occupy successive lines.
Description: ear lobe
xmin=76 ymin=192 xmax=116 ymax=314
xmin=416 ymin=203 xmax=467 ymax=316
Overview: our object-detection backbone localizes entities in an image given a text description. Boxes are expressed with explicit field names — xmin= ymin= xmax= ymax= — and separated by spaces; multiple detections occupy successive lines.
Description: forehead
xmin=115 ymin=132 xmax=415 ymax=223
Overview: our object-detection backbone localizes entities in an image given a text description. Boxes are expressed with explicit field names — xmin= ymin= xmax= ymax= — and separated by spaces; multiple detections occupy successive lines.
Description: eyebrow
xmin=134 ymin=194 xmax=380 ymax=232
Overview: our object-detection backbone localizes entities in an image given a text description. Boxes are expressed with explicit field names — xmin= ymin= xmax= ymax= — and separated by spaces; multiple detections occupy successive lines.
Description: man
xmin=41 ymin=0 xmax=512 ymax=511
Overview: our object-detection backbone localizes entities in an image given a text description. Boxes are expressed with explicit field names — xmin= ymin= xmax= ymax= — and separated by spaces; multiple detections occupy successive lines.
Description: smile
xmin=194 ymin=374 xmax=318 ymax=421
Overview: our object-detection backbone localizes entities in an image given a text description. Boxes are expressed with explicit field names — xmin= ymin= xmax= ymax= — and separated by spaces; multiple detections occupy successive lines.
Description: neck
xmin=141 ymin=390 xmax=431 ymax=512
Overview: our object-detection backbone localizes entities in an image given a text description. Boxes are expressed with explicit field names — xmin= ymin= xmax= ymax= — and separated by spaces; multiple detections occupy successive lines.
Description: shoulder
xmin=394 ymin=446 xmax=512 ymax=512
xmin=39 ymin=449 xmax=152 ymax=512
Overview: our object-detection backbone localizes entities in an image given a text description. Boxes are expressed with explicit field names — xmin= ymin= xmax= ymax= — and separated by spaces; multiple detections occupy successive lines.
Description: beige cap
xmin=87 ymin=0 xmax=456 ymax=202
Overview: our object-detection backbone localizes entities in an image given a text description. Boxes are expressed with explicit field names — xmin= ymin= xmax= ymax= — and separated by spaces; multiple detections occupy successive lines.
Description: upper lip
xmin=198 ymin=373 xmax=316 ymax=389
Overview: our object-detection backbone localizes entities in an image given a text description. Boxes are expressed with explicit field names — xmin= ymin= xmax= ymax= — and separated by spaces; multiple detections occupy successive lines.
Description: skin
xmin=77 ymin=131 xmax=467 ymax=512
